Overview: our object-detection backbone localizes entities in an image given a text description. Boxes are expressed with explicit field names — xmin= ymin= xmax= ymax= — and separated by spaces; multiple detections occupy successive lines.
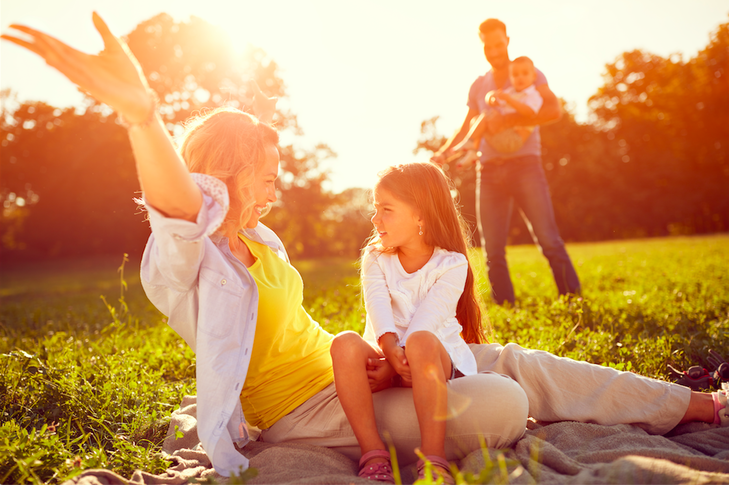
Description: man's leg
xmin=476 ymin=161 xmax=516 ymax=304
xmin=511 ymin=157 xmax=580 ymax=296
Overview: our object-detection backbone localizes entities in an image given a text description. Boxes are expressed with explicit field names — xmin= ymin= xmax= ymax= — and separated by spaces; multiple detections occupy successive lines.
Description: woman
xmin=1 ymin=15 xmax=528 ymax=476
xmin=3 ymin=14 xmax=724 ymax=478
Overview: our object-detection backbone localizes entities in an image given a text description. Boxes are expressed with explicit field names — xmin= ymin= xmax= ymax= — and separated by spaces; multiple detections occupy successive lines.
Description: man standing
xmin=433 ymin=19 xmax=580 ymax=305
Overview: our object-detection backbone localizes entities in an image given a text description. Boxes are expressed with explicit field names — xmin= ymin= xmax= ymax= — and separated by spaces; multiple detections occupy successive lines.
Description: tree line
xmin=2 ymin=16 xmax=727 ymax=261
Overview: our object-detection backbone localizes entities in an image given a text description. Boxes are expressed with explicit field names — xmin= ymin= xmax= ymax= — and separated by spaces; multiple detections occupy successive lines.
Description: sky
xmin=2 ymin=1 xmax=727 ymax=192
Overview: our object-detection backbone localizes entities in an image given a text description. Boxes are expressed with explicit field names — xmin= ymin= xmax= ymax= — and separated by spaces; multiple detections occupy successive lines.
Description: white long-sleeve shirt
xmin=361 ymin=246 xmax=478 ymax=376
xmin=140 ymin=173 xmax=289 ymax=476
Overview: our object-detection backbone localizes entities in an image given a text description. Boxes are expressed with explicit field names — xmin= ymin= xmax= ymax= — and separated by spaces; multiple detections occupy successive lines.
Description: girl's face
xmin=245 ymin=144 xmax=280 ymax=228
xmin=371 ymin=186 xmax=423 ymax=250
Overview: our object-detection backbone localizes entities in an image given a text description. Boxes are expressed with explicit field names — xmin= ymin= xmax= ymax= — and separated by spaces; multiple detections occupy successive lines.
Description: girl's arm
xmin=2 ymin=14 xmax=202 ymax=221
xmin=400 ymin=255 xmax=468 ymax=344
xmin=362 ymin=249 xmax=400 ymax=343
xmin=362 ymin=249 xmax=412 ymax=379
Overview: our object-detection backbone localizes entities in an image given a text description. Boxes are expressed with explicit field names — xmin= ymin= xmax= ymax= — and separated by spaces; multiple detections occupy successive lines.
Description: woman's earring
xmin=419 ymin=225 xmax=423 ymax=236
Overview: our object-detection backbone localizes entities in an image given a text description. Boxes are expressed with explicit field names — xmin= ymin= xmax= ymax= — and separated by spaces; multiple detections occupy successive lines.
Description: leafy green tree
xmin=416 ymin=20 xmax=729 ymax=245
xmin=124 ymin=13 xmax=296 ymax=130
xmin=414 ymin=116 xmax=480 ymax=242
xmin=588 ymin=20 xmax=729 ymax=236
xmin=1 ymin=14 xmax=359 ymax=260
xmin=0 ymin=98 xmax=142 ymax=258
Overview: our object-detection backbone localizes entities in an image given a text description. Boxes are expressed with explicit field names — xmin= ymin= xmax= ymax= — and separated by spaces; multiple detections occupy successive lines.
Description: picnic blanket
xmin=63 ymin=395 xmax=729 ymax=485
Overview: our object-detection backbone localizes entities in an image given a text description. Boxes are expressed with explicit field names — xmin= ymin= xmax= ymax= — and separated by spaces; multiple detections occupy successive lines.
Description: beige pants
xmin=260 ymin=343 xmax=691 ymax=464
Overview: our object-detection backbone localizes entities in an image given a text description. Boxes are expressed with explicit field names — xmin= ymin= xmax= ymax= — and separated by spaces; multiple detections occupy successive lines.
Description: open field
xmin=1 ymin=235 xmax=728 ymax=483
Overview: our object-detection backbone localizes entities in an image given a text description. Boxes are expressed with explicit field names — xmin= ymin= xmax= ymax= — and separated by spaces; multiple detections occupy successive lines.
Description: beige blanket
xmin=63 ymin=395 xmax=729 ymax=485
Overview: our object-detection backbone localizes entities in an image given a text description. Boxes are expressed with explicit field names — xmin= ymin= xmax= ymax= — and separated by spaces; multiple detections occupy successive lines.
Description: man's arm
xmin=533 ymin=83 xmax=561 ymax=125
xmin=432 ymin=107 xmax=480 ymax=163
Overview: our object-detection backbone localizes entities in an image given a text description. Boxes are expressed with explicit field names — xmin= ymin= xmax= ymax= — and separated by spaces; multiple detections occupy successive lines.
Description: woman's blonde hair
xmin=363 ymin=162 xmax=488 ymax=344
xmin=178 ymin=107 xmax=279 ymax=235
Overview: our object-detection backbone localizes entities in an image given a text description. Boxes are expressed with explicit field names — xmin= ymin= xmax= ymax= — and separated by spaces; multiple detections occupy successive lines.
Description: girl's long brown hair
xmin=363 ymin=162 xmax=488 ymax=344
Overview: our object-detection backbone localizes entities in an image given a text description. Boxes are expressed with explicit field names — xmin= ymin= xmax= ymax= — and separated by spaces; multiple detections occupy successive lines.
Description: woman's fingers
xmin=5 ymin=24 xmax=83 ymax=73
xmin=92 ymin=12 xmax=123 ymax=55
xmin=2 ymin=30 xmax=88 ymax=91
xmin=0 ymin=33 xmax=44 ymax=57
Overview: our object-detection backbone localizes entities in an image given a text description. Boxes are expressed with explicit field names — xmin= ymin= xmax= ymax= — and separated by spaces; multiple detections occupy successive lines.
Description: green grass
xmin=1 ymin=235 xmax=728 ymax=483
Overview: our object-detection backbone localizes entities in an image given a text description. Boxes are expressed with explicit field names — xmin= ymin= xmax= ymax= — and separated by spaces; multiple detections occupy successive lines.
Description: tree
xmin=415 ymin=20 xmax=729 ymax=245
xmin=0 ymin=96 xmax=143 ymax=258
xmin=414 ymin=116 xmax=481 ymax=243
xmin=124 ymin=14 xmax=296 ymax=131
xmin=588 ymin=20 xmax=729 ymax=236
xmin=1 ymin=14 xmax=348 ymax=260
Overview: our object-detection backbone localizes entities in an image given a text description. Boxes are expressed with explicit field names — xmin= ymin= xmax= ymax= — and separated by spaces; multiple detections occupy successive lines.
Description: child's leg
xmin=330 ymin=331 xmax=388 ymax=462
xmin=404 ymin=331 xmax=453 ymax=460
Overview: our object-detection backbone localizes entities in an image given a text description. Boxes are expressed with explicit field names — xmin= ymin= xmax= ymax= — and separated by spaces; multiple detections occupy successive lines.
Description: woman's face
xmin=245 ymin=144 xmax=280 ymax=228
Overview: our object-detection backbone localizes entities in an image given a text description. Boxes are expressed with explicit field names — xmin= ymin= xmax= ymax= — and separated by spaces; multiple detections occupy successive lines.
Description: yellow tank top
xmin=238 ymin=234 xmax=334 ymax=429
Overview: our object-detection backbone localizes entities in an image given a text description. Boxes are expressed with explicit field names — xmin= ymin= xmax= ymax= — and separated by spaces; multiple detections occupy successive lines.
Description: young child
xmin=330 ymin=162 xmax=486 ymax=484
xmin=451 ymin=56 xmax=544 ymax=168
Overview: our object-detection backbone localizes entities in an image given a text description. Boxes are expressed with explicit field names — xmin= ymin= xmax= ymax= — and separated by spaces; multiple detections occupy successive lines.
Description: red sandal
xmin=417 ymin=455 xmax=454 ymax=484
xmin=358 ymin=449 xmax=395 ymax=483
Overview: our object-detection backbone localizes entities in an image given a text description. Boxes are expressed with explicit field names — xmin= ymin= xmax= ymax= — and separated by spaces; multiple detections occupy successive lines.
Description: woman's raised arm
xmin=2 ymin=13 xmax=202 ymax=221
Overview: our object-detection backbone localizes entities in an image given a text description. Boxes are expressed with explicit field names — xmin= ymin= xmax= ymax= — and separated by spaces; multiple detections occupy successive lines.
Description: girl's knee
xmin=330 ymin=331 xmax=365 ymax=362
xmin=404 ymin=331 xmax=441 ymax=359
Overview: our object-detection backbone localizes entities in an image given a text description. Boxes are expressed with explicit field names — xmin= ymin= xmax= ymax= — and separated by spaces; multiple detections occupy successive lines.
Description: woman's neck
xmin=228 ymin=230 xmax=256 ymax=268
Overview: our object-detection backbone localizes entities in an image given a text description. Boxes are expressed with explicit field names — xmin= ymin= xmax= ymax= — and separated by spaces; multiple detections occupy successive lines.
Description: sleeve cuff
xmin=143 ymin=174 xmax=229 ymax=242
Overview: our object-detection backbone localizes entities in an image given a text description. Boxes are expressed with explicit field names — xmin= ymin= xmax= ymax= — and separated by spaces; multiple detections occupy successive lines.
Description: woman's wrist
xmin=120 ymin=88 xmax=159 ymax=130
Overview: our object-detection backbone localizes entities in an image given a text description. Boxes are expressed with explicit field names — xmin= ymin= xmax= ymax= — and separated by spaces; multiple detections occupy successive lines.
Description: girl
xmin=330 ymin=162 xmax=486 ymax=483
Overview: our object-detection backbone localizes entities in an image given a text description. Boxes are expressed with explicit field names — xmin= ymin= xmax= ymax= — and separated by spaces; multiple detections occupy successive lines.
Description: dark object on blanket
xmin=668 ymin=364 xmax=713 ymax=391
xmin=708 ymin=349 xmax=729 ymax=389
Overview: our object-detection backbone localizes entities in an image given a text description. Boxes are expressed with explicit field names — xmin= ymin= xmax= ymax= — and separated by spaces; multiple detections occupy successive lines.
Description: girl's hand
xmin=366 ymin=357 xmax=396 ymax=393
xmin=386 ymin=346 xmax=412 ymax=382
xmin=379 ymin=333 xmax=411 ymax=382
xmin=2 ymin=13 xmax=153 ymax=124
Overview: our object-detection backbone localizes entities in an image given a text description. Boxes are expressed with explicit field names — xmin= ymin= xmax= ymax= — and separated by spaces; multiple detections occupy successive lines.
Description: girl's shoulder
xmin=362 ymin=244 xmax=394 ymax=267
xmin=363 ymin=244 xmax=396 ymax=258
xmin=431 ymin=247 xmax=468 ymax=267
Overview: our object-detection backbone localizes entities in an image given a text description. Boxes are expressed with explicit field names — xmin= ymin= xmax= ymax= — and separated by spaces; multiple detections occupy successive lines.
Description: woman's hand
xmin=2 ymin=12 xmax=153 ymax=124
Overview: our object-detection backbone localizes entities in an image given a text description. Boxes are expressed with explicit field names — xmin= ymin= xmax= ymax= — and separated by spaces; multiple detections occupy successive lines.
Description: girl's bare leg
xmin=405 ymin=331 xmax=453 ymax=460
xmin=330 ymin=331 xmax=388 ymax=464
